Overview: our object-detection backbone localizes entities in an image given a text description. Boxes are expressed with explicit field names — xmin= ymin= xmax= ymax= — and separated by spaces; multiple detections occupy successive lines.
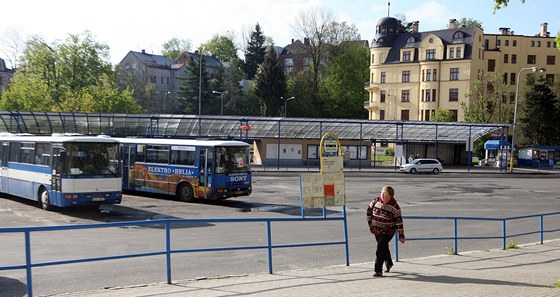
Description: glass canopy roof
xmin=0 ymin=112 xmax=509 ymax=143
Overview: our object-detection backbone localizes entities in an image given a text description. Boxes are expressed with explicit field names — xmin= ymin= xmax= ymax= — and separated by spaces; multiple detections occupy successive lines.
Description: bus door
xmin=0 ymin=142 xmax=9 ymax=192
xmin=51 ymin=146 xmax=64 ymax=193
xmin=198 ymin=149 xmax=212 ymax=199
xmin=122 ymin=144 xmax=136 ymax=189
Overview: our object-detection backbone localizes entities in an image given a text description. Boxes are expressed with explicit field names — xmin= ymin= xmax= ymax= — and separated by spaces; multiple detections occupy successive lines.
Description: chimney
xmin=304 ymin=37 xmax=310 ymax=46
xmin=540 ymin=22 xmax=549 ymax=37
xmin=412 ymin=21 xmax=419 ymax=33
xmin=448 ymin=19 xmax=457 ymax=29
xmin=141 ymin=49 xmax=146 ymax=54
xmin=499 ymin=27 xmax=510 ymax=35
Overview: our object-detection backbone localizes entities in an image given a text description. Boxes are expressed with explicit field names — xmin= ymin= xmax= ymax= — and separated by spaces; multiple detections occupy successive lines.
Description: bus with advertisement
xmin=118 ymin=138 xmax=252 ymax=201
xmin=0 ymin=133 xmax=122 ymax=210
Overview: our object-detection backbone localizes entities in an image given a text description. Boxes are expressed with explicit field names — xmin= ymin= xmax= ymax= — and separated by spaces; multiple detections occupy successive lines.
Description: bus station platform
xmin=53 ymin=240 xmax=560 ymax=297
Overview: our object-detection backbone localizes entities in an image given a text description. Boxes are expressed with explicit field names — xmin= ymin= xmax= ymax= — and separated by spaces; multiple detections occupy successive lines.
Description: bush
xmin=384 ymin=148 xmax=394 ymax=156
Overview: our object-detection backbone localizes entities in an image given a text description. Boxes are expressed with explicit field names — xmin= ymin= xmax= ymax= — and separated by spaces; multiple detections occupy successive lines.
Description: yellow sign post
xmin=300 ymin=133 xmax=346 ymax=209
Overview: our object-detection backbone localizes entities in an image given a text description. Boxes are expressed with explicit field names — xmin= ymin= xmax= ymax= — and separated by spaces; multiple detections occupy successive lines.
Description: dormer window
xmin=405 ymin=36 xmax=415 ymax=47
xmin=453 ymin=31 xmax=464 ymax=39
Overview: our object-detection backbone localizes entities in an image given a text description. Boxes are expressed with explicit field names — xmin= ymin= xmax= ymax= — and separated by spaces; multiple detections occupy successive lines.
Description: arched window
xmin=453 ymin=31 xmax=464 ymax=39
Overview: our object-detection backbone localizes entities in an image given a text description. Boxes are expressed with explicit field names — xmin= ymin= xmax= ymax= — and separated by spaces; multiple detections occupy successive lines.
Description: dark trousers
xmin=374 ymin=234 xmax=394 ymax=273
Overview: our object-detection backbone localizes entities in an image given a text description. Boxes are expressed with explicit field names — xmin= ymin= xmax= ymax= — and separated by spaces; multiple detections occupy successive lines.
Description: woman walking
xmin=366 ymin=185 xmax=406 ymax=277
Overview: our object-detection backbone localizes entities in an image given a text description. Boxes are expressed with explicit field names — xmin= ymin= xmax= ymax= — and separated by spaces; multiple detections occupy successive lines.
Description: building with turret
xmin=365 ymin=17 xmax=559 ymax=123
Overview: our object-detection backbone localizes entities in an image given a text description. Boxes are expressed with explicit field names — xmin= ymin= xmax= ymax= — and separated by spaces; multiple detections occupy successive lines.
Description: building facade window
xmin=425 ymin=89 xmax=431 ymax=102
xmin=380 ymin=72 xmax=386 ymax=83
xmin=450 ymin=110 xmax=458 ymax=121
xmin=432 ymin=89 xmax=437 ymax=102
xmin=449 ymin=88 xmax=459 ymax=101
xmin=547 ymin=55 xmax=555 ymax=65
xmin=488 ymin=59 xmax=495 ymax=72
xmin=426 ymin=49 xmax=435 ymax=60
xmin=424 ymin=110 xmax=430 ymax=121
xmin=546 ymin=74 xmax=555 ymax=84
xmin=450 ymin=68 xmax=459 ymax=80
xmin=449 ymin=47 xmax=455 ymax=59
xmin=403 ymin=51 xmax=411 ymax=61
xmin=380 ymin=90 xmax=386 ymax=103
xmin=402 ymin=70 xmax=410 ymax=83
xmin=426 ymin=69 xmax=431 ymax=81
xmin=511 ymin=54 xmax=517 ymax=64
xmin=504 ymin=54 xmax=509 ymax=63
xmin=513 ymin=40 xmax=517 ymax=46
xmin=527 ymin=55 xmax=536 ymax=64
xmin=456 ymin=47 xmax=461 ymax=58
xmin=433 ymin=69 xmax=437 ymax=81
xmin=401 ymin=90 xmax=410 ymax=102
xmin=379 ymin=110 xmax=385 ymax=120
xmin=510 ymin=73 xmax=515 ymax=85
xmin=401 ymin=110 xmax=409 ymax=121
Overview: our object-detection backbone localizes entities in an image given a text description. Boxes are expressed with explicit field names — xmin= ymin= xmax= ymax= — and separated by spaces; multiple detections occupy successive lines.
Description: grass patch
xmin=505 ymin=241 xmax=519 ymax=249
xmin=447 ymin=248 xmax=456 ymax=255
xmin=554 ymin=280 xmax=560 ymax=288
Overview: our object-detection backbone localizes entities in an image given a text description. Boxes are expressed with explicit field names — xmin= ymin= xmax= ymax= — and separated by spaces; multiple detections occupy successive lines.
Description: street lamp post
xmin=164 ymin=91 xmax=170 ymax=114
xmin=509 ymin=66 xmax=545 ymax=172
xmin=282 ymin=96 xmax=295 ymax=117
xmin=198 ymin=47 xmax=205 ymax=116
xmin=212 ymin=90 xmax=227 ymax=115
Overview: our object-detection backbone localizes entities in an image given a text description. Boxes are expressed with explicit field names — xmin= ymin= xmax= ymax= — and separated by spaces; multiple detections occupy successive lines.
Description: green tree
xmin=462 ymin=72 xmax=510 ymax=123
xmin=520 ymin=77 xmax=559 ymax=146
xmin=177 ymin=53 xmax=210 ymax=114
xmin=493 ymin=0 xmax=525 ymax=11
xmin=161 ymin=37 xmax=192 ymax=61
xmin=457 ymin=18 xmax=483 ymax=30
xmin=320 ymin=41 xmax=368 ymax=119
xmin=395 ymin=14 xmax=413 ymax=33
xmin=286 ymin=72 xmax=316 ymax=118
xmin=253 ymin=47 xmax=286 ymax=116
xmin=202 ymin=33 xmax=239 ymax=63
xmin=220 ymin=59 xmax=246 ymax=115
xmin=430 ymin=108 xmax=455 ymax=122
xmin=0 ymin=71 xmax=54 ymax=111
xmin=244 ymin=23 xmax=266 ymax=80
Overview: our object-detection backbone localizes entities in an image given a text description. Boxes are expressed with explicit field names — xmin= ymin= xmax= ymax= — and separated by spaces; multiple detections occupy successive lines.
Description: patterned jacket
xmin=366 ymin=196 xmax=405 ymax=238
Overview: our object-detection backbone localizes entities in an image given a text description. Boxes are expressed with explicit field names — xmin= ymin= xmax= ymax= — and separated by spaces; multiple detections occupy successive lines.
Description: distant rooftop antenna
xmin=388 ymin=2 xmax=390 ymax=17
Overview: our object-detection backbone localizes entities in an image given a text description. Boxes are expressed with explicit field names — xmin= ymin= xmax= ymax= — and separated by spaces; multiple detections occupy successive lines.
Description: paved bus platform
xmin=52 ymin=240 xmax=560 ymax=297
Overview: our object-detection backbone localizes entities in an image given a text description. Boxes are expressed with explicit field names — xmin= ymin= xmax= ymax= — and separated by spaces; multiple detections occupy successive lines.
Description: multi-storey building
xmin=0 ymin=58 xmax=14 ymax=97
xmin=117 ymin=50 xmax=223 ymax=114
xmin=365 ymin=17 xmax=559 ymax=123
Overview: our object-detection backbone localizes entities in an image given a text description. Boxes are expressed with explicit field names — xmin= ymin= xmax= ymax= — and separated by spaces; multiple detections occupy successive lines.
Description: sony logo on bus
xmin=229 ymin=175 xmax=248 ymax=182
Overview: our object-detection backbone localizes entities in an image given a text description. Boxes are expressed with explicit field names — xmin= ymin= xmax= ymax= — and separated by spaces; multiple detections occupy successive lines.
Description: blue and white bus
xmin=119 ymin=138 xmax=252 ymax=201
xmin=0 ymin=134 xmax=122 ymax=210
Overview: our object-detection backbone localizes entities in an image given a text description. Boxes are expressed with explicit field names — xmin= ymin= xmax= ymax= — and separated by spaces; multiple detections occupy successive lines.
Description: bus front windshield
xmin=64 ymin=142 xmax=120 ymax=176
xmin=216 ymin=146 xmax=250 ymax=174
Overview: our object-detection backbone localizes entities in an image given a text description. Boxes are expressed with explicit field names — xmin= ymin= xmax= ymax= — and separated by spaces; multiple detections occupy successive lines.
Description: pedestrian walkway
xmin=54 ymin=240 xmax=560 ymax=297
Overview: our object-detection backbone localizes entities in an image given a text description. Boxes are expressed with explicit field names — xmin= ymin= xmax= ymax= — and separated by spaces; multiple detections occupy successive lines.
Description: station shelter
xmin=0 ymin=111 xmax=508 ymax=169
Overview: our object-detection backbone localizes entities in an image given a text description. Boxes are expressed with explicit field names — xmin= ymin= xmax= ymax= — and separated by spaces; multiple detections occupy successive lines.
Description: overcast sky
xmin=1 ymin=0 xmax=559 ymax=66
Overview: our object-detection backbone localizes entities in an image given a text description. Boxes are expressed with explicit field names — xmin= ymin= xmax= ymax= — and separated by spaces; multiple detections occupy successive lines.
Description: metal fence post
xmin=502 ymin=219 xmax=507 ymax=249
xmin=394 ymin=232 xmax=399 ymax=262
xmin=165 ymin=222 xmax=172 ymax=284
xmin=267 ymin=221 xmax=273 ymax=274
xmin=342 ymin=205 xmax=349 ymax=266
xmin=540 ymin=215 xmax=544 ymax=244
xmin=453 ymin=218 xmax=458 ymax=255
xmin=25 ymin=230 xmax=33 ymax=297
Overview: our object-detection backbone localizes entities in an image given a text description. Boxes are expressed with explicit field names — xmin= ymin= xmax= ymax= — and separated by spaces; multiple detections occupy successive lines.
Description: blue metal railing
xmin=0 ymin=216 xmax=349 ymax=297
xmin=394 ymin=212 xmax=560 ymax=261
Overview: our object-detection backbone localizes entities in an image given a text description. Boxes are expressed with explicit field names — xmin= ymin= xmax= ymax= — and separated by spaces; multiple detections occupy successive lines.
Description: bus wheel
xmin=39 ymin=188 xmax=53 ymax=211
xmin=177 ymin=183 xmax=194 ymax=202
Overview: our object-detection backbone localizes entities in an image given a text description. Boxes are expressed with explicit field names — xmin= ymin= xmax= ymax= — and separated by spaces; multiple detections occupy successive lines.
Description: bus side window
xmin=9 ymin=142 xmax=21 ymax=163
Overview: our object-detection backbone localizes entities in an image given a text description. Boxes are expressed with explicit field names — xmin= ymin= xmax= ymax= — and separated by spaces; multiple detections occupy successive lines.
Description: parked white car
xmin=400 ymin=158 xmax=443 ymax=174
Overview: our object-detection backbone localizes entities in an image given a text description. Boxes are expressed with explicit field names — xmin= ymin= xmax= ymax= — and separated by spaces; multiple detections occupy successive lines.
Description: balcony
xmin=364 ymin=82 xmax=379 ymax=90
xmin=363 ymin=100 xmax=379 ymax=109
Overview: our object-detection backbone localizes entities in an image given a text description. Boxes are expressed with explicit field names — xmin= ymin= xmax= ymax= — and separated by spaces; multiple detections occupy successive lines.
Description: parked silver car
xmin=400 ymin=158 xmax=443 ymax=174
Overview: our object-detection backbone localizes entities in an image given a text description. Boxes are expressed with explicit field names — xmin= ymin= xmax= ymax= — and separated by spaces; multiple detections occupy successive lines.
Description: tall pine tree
xmin=177 ymin=53 xmax=209 ymax=115
xmin=244 ymin=23 xmax=266 ymax=80
xmin=253 ymin=47 xmax=286 ymax=116
xmin=520 ymin=77 xmax=560 ymax=146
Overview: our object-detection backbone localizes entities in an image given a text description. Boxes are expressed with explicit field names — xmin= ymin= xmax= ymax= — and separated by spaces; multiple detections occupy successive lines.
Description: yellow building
xmin=365 ymin=17 xmax=560 ymax=123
